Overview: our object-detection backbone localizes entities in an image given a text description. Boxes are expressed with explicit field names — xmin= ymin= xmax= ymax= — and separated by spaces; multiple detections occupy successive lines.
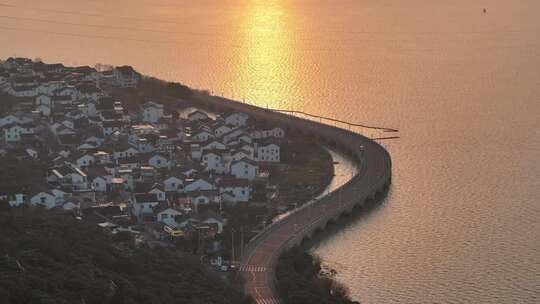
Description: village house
xmin=222 ymin=112 xmax=249 ymax=127
xmin=29 ymin=190 xmax=57 ymax=209
xmin=130 ymin=193 xmax=160 ymax=219
xmin=157 ymin=207 xmax=183 ymax=227
xmin=55 ymin=85 xmax=79 ymax=98
xmin=113 ymin=65 xmax=140 ymax=87
xmin=187 ymin=110 xmax=209 ymax=122
xmin=196 ymin=211 xmax=225 ymax=234
xmin=230 ymin=149 xmax=253 ymax=162
xmin=142 ymin=101 xmax=165 ymax=123
xmin=187 ymin=190 xmax=220 ymax=210
xmin=255 ymin=141 xmax=281 ymax=162
xmin=47 ymin=163 xmax=89 ymax=191
xmin=148 ymin=184 xmax=167 ymax=202
xmin=192 ymin=128 xmax=215 ymax=142
xmin=113 ymin=146 xmax=139 ymax=160
xmin=230 ymin=158 xmax=259 ymax=181
xmin=74 ymin=153 xmax=96 ymax=168
xmin=8 ymin=84 xmax=39 ymax=97
xmin=213 ymin=123 xmax=233 ymax=137
xmin=201 ymin=140 xmax=227 ymax=152
xmin=2 ymin=122 xmax=35 ymax=143
xmin=35 ymin=94 xmax=52 ymax=107
xmin=117 ymin=157 xmax=140 ymax=170
xmin=102 ymin=120 xmax=124 ymax=136
xmin=92 ymin=176 xmax=109 ymax=192
xmin=201 ymin=150 xmax=226 ymax=174
xmin=36 ymin=104 xmax=51 ymax=116
xmin=146 ymin=153 xmax=170 ymax=169
xmin=262 ymin=127 xmax=285 ymax=138
xmin=61 ymin=198 xmax=81 ymax=211
xmin=184 ymin=178 xmax=215 ymax=193
xmin=221 ymin=128 xmax=245 ymax=144
xmin=164 ymin=176 xmax=184 ymax=193
xmin=6 ymin=193 xmax=27 ymax=207
xmin=77 ymin=141 xmax=99 ymax=151
xmin=219 ymin=178 xmax=251 ymax=204
xmin=0 ymin=114 xmax=24 ymax=127
xmin=190 ymin=144 xmax=202 ymax=160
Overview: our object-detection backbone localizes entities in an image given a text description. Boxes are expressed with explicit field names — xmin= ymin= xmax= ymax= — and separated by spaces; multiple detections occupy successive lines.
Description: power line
xmin=0 ymin=2 xmax=202 ymax=26
xmin=3 ymin=2 xmax=538 ymax=37
xmin=0 ymin=3 xmax=100 ymax=17
xmin=0 ymin=24 xmax=175 ymax=44
xmin=0 ymin=23 xmax=250 ymax=49
xmin=2 ymin=2 xmax=540 ymax=39
xmin=0 ymin=22 xmax=536 ymax=53
xmin=0 ymin=15 xmax=219 ymax=37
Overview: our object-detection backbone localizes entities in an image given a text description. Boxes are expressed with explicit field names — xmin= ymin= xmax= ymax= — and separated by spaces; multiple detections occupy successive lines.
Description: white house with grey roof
xmin=223 ymin=112 xmax=249 ymax=127
xmin=142 ymin=101 xmax=164 ymax=123
xmin=230 ymin=158 xmax=259 ymax=181
xmin=164 ymin=176 xmax=184 ymax=193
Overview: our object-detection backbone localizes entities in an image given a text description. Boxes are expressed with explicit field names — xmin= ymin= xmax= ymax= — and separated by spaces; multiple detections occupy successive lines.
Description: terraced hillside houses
xmin=0 ymin=58 xmax=286 ymax=255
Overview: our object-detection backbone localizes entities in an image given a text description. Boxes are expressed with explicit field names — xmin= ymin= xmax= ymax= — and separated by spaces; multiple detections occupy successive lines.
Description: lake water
xmin=2 ymin=0 xmax=539 ymax=302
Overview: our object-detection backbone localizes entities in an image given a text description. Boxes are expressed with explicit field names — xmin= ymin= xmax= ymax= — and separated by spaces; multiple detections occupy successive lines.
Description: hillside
xmin=0 ymin=206 xmax=252 ymax=304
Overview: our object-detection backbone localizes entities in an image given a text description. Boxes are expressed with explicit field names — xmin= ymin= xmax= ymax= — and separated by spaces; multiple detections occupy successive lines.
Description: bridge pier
xmin=194 ymin=94 xmax=393 ymax=304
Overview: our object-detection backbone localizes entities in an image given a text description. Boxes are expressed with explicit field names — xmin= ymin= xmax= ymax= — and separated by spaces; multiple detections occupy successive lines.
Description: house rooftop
xmin=134 ymin=193 xmax=159 ymax=203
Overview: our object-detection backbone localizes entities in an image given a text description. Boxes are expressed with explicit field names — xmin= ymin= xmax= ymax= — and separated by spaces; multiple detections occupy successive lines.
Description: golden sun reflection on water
xmin=231 ymin=1 xmax=300 ymax=109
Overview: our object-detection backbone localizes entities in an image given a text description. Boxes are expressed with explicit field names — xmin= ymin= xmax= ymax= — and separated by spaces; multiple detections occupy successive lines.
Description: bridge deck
xmin=195 ymin=94 xmax=392 ymax=303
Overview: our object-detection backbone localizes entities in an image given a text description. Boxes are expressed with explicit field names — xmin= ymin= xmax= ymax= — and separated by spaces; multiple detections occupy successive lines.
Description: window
xmin=172 ymin=182 xmax=175 ymax=187
xmin=161 ymin=214 xmax=168 ymax=219
xmin=156 ymin=159 xmax=161 ymax=165
xmin=40 ymin=197 xmax=46 ymax=203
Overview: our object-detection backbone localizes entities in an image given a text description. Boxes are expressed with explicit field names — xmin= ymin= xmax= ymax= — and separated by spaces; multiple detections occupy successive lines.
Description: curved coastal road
xmin=195 ymin=94 xmax=392 ymax=304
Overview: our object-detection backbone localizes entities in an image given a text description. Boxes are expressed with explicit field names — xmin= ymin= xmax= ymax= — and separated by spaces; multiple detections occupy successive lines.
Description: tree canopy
xmin=276 ymin=247 xmax=359 ymax=304
xmin=0 ymin=207 xmax=253 ymax=304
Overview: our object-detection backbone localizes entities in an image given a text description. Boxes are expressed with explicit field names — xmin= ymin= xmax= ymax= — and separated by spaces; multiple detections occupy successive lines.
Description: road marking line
xmin=256 ymin=297 xmax=280 ymax=304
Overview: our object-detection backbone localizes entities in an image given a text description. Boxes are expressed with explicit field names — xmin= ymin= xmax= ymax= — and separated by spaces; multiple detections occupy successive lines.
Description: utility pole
xmin=308 ymin=185 xmax=314 ymax=222
xmin=231 ymin=228 xmax=235 ymax=265
xmin=339 ymin=186 xmax=343 ymax=210
xmin=240 ymin=226 xmax=244 ymax=261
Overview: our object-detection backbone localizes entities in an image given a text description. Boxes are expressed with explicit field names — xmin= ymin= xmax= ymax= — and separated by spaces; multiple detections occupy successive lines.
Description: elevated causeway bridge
xmin=195 ymin=94 xmax=393 ymax=304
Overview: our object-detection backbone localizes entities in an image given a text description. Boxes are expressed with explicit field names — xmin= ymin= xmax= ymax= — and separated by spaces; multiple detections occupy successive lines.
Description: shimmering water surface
xmin=2 ymin=1 xmax=540 ymax=302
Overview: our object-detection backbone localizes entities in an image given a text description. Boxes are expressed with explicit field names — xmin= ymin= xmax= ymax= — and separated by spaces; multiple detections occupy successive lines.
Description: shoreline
xmin=192 ymin=92 xmax=392 ymax=303
xmin=0 ymin=57 xmax=392 ymax=303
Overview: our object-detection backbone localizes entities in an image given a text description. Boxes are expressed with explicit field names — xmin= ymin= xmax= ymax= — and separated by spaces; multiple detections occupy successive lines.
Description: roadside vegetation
xmin=110 ymin=76 xmax=193 ymax=113
xmin=0 ymin=206 xmax=253 ymax=304
xmin=276 ymin=247 xmax=359 ymax=304
xmin=269 ymin=132 xmax=334 ymax=210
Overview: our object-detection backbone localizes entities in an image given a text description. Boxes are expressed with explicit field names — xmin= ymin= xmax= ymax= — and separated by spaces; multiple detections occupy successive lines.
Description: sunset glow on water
xmin=1 ymin=0 xmax=539 ymax=302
